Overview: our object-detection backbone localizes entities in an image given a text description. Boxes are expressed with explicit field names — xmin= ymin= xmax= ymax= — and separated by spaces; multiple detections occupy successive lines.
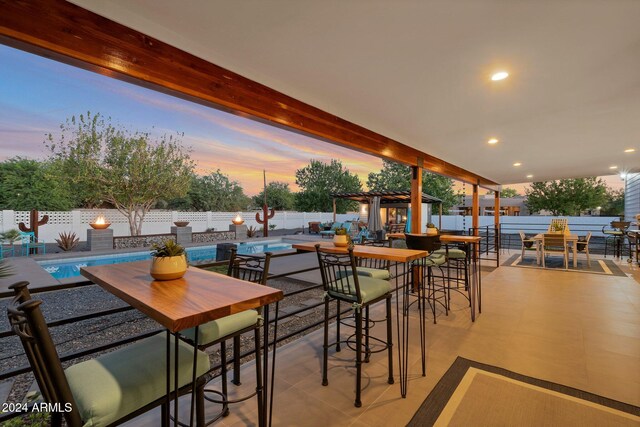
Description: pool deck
xmin=0 ymin=234 xmax=326 ymax=298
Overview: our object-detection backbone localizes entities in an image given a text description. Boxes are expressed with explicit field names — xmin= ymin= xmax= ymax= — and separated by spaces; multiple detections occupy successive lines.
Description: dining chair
xmin=180 ymin=249 xmax=272 ymax=421
xmin=541 ymin=233 xmax=569 ymax=269
xmin=519 ymin=231 xmax=537 ymax=261
xmin=19 ymin=231 xmax=46 ymax=256
xmin=7 ymin=281 xmax=210 ymax=427
xmin=577 ymin=232 xmax=592 ymax=267
xmin=548 ymin=218 xmax=568 ymax=233
xmin=315 ymin=245 xmax=393 ymax=408
xmin=404 ymin=234 xmax=448 ymax=323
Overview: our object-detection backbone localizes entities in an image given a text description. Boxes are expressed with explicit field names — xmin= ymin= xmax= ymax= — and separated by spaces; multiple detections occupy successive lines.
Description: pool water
xmin=38 ymin=240 xmax=293 ymax=280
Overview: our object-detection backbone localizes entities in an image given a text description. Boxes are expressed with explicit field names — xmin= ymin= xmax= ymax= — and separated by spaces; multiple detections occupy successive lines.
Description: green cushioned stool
xmin=337 ymin=266 xmax=390 ymax=280
xmin=182 ymin=310 xmax=259 ymax=346
xmin=433 ymin=248 xmax=467 ymax=259
xmin=6 ymin=281 xmax=210 ymax=427
xmin=67 ymin=333 xmax=210 ymax=427
xmin=315 ymin=245 xmax=394 ymax=408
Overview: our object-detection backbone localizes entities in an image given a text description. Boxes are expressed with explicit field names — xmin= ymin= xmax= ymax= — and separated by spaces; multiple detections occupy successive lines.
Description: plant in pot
xmin=333 ymin=227 xmax=350 ymax=247
xmin=150 ymin=239 xmax=188 ymax=280
xmin=551 ymin=223 xmax=565 ymax=234
xmin=426 ymin=222 xmax=438 ymax=236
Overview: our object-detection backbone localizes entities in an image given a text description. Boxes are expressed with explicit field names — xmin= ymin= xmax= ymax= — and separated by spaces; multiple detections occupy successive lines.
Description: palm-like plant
xmin=0 ymin=260 xmax=14 ymax=279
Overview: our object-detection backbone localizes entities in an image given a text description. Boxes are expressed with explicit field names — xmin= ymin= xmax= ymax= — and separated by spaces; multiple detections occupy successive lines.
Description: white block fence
xmin=0 ymin=210 xmax=358 ymax=242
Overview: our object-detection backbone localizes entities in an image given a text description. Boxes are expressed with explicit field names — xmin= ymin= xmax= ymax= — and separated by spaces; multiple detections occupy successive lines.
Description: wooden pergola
xmin=0 ymin=0 xmax=503 ymax=236
xmin=331 ymin=191 xmax=444 ymax=229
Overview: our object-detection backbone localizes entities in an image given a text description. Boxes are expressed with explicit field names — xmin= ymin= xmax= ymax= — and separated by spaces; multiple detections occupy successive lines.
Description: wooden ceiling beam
xmin=0 ymin=0 xmax=499 ymax=187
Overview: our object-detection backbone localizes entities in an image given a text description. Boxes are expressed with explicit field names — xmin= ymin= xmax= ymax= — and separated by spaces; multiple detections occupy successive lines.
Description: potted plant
xmin=150 ymin=239 xmax=188 ymax=280
xmin=333 ymin=227 xmax=350 ymax=247
xmin=551 ymin=222 xmax=565 ymax=234
xmin=426 ymin=222 xmax=438 ymax=236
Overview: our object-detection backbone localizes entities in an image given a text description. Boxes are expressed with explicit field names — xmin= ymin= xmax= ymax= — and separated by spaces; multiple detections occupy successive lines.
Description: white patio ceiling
xmin=70 ymin=0 xmax=640 ymax=184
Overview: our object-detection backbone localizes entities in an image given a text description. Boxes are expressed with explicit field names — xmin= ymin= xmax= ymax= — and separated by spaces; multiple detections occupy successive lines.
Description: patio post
xmin=332 ymin=198 xmax=336 ymax=222
xmin=411 ymin=161 xmax=423 ymax=233
xmin=495 ymin=189 xmax=501 ymax=262
xmin=472 ymin=183 xmax=479 ymax=236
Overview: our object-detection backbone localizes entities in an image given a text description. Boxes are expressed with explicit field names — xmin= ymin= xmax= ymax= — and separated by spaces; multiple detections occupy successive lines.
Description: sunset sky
xmin=0 ymin=44 xmax=623 ymax=196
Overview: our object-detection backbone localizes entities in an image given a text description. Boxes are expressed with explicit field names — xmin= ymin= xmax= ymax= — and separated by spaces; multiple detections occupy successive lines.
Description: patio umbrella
xmin=368 ymin=196 xmax=382 ymax=238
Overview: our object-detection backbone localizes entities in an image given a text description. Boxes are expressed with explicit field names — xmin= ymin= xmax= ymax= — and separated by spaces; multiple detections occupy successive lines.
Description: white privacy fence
xmin=0 ymin=210 xmax=357 ymax=242
xmin=0 ymin=210 xmax=620 ymax=242
xmin=437 ymin=215 xmax=621 ymax=236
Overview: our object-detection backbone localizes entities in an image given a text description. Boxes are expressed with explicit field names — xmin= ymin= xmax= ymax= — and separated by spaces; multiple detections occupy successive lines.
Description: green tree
xmin=252 ymin=181 xmax=296 ymax=210
xmin=366 ymin=160 xmax=461 ymax=213
xmin=295 ymin=159 xmax=362 ymax=213
xmin=525 ymin=177 xmax=608 ymax=216
xmin=47 ymin=112 xmax=195 ymax=235
xmin=487 ymin=187 xmax=519 ymax=198
xmin=600 ymin=188 xmax=625 ymax=216
xmin=0 ymin=157 xmax=73 ymax=210
xmin=177 ymin=170 xmax=250 ymax=212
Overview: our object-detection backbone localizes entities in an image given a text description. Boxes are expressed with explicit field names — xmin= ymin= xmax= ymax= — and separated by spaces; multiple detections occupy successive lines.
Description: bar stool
xmin=404 ymin=233 xmax=448 ymax=323
xmin=315 ymin=245 xmax=394 ymax=408
xmin=180 ymin=249 xmax=272 ymax=422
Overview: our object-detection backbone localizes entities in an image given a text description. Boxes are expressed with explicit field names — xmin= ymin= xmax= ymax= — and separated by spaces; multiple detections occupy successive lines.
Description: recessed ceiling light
xmin=609 ymin=165 xmax=618 ymax=169
xmin=487 ymin=138 xmax=499 ymax=144
xmin=491 ymin=71 xmax=509 ymax=81
xmin=526 ymin=174 xmax=533 ymax=178
xmin=624 ymin=148 xmax=636 ymax=153
xmin=513 ymin=162 xmax=522 ymax=167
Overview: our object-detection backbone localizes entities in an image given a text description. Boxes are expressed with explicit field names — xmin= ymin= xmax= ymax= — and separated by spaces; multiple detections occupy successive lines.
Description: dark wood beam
xmin=0 ymin=0 xmax=499 ymax=187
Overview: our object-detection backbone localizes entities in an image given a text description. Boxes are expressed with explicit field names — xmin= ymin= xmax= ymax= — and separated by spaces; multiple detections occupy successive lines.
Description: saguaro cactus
xmin=18 ymin=209 xmax=49 ymax=254
xmin=255 ymin=170 xmax=276 ymax=237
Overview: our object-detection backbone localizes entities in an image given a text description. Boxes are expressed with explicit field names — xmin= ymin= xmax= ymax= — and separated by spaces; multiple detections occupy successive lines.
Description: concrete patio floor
xmin=123 ymin=250 xmax=639 ymax=426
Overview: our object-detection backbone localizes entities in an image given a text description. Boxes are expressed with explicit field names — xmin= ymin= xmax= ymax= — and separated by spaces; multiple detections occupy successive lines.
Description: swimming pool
xmin=38 ymin=240 xmax=293 ymax=280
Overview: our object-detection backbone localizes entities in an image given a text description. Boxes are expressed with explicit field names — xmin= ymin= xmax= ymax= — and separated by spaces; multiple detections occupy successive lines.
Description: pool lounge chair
xmin=320 ymin=222 xmax=343 ymax=238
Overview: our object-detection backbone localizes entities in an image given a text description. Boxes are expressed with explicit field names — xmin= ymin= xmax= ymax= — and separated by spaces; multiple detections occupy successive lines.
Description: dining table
xmin=532 ymin=233 xmax=579 ymax=268
xmin=81 ymin=260 xmax=283 ymax=427
xmin=292 ymin=241 xmax=428 ymax=398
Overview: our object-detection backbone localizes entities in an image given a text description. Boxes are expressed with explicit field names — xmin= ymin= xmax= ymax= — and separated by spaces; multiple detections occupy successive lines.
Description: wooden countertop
xmin=292 ymin=241 xmax=427 ymax=262
xmin=81 ymin=260 xmax=283 ymax=332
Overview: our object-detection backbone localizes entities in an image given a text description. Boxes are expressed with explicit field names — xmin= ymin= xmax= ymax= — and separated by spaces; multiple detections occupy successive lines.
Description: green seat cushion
xmin=337 ymin=266 xmax=390 ymax=280
xmin=65 ymin=333 xmax=210 ymax=427
xmin=417 ymin=254 xmax=447 ymax=267
xmin=433 ymin=248 xmax=467 ymax=259
xmin=182 ymin=310 xmax=259 ymax=346
xmin=329 ymin=276 xmax=391 ymax=304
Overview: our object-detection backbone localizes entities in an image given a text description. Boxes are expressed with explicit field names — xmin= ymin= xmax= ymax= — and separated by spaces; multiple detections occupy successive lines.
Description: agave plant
xmin=151 ymin=239 xmax=186 ymax=257
xmin=55 ymin=231 xmax=80 ymax=251
xmin=246 ymin=225 xmax=257 ymax=238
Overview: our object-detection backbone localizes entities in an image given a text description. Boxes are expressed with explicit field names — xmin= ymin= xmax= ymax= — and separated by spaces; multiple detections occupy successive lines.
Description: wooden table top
xmin=81 ymin=261 xmax=283 ymax=332
xmin=385 ymin=233 xmax=482 ymax=244
xmin=532 ymin=233 xmax=579 ymax=241
xmin=292 ymin=241 xmax=427 ymax=262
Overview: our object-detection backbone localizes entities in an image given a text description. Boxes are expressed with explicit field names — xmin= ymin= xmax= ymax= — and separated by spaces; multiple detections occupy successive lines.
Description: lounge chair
xmin=319 ymin=222 xmax=343 ymax=238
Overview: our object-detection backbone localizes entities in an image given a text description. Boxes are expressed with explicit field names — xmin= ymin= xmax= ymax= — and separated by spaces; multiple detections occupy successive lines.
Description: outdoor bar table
xmin=386 ymin=233 xmax=483 ymax=321
xmin=80 ymin=260 xmax=283 ymax=427
xmin=292 ymin=241 xmax=427 ymax=398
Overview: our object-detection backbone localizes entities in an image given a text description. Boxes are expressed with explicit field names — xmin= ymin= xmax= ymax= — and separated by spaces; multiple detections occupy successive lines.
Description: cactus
xmin=18 ymin=209 xmax=49 ymax=255
xmin=255 ymin=170 xmax=276 ymax=237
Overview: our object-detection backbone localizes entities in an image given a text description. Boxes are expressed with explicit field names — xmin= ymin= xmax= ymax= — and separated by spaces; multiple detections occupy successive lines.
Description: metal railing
xmin=0 ymin=256 xmax=336 ymax=422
